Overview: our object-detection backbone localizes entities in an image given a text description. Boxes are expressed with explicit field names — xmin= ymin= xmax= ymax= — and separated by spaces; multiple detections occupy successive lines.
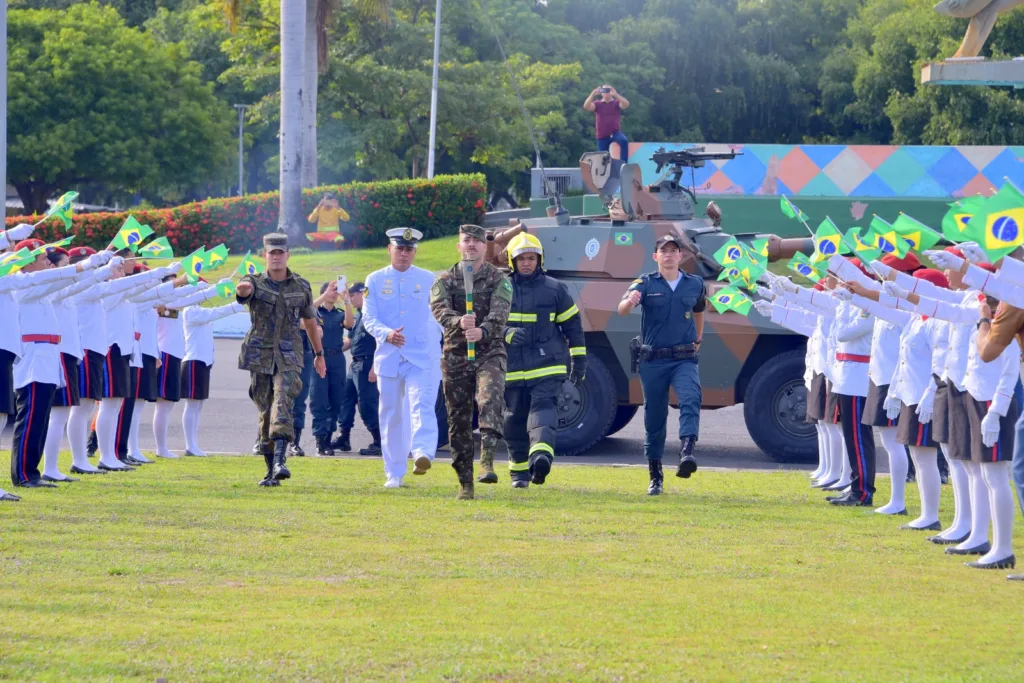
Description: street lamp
xmin=234 ymin=104 xmax=250 ymax=196
xmin=426 ymin=0 xmax=441 ymax=179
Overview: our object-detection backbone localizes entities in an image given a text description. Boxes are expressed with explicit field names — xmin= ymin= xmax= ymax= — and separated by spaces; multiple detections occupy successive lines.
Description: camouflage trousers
xmin=249 ymin=369 xmax=304 ymax=447
xmin=442 ymin=352 xmax=506 ymax=484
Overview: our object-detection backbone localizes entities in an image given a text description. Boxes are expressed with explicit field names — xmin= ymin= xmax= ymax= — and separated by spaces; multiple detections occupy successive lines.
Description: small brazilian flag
xmin=135 ymin=237 xmax=173 ymax=260
xmin=0 ymin=248 xmax=35 ymax=276
xmin=182 ymin=247 xmax=207 ymax=285
xmin=216 ymin=281 xmax=236 ymax=299
xmin=109 ymin=216 xmax=154 ymax=253
xmin=613 ymin=232 xmax=633 ymax=246
xmin=710 ymin=285 xmax=753 ymax=315
xmin=717 ymin=256 xmax=764 ymax=291
xmin=941 ymin=196 xmax=985 ymax=243
xmin=234 ymin=251 xmax=265 ymax=277
xmin=749 ymin=239 xmax=769 ymax=259
xmin=867 ymin=216 xmax=908 ymax=258
xmin=813 ymin=218 xmax=849 ymax=259
xmin=31 ymin=236 xmax=74 ymax=255
xmin=963 ymin=181 xmax=1024 ymax=262
xmin=787 ymin=252 xmax=826 ymax=283
xmin=44 ymin=191 xmax=78 ymax=231
xmin=203 ymin=244 xmax=229 ymax=270
xmin=713 ymin=237 xmax=747 ymax=266
xmin=842 ymin=226 xmax=883 ymax=263
xmin=780 ymin=195 xmax=809 ymax=222
xmin=892 ymin=213 xmax=942 ymax=253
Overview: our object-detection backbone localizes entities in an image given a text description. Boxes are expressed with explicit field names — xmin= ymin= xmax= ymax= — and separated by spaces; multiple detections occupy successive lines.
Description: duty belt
xmin=835 ymin=353 xmax=870 ymax=363
xmin=639 ymin=343 xmax=698 ymax=361
xmin=352 ymin=354 xmax=371 ymax=361
xmin=324 ymin=348 xmax=345 ymax=356
xmin=22 ymin=334 xmax=60 ymax=345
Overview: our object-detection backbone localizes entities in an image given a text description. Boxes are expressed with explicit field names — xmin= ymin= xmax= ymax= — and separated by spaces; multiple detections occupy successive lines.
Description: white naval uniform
xmin=362 ymin=264 xmax=443 ymax=480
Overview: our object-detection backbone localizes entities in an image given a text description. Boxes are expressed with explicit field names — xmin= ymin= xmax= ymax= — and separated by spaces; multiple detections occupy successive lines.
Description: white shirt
xmin=1 ymin=266 xmax=87 ymax=358
xmin=69 ymin=272 xmax=152 ymax=355
xmin=913 ymin=289 xmax=980 ymax=391
xmin=888 ymin=316 xmax=934 ymax=407
xmin=362 ymin=265 xmax=443 ymax=377
xmin=867 ymin=315 xmax=904 ymax=387
xmin=182 ymin=302 xmax=245 ymax=366
xmin=830 ymin=301 xmax=873 ymax=397
xmin=50 ymin=278 xmax=101 ymax=360
xmin=158 ymin=285 xmax=217 ymax=359
xmin=928 ymin=318 xmax=951 ymax=379
xmin=964 ymin=327 xmax=1020 ymax=410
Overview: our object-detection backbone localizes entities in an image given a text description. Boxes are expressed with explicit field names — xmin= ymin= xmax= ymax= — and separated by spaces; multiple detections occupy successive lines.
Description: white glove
xmin=168 ymin=261 xmax=182 ymax=275
xmin=882 ymin=281 xmax=909 ymax=299
xmin=755 ymin=285 xmax=773 ymax=299
xmin=832 ymin=287 xmax=853 ymax=302
xmin=753 ymin=300 xmax=773 ymax=316
xmin=868 ymin=259 xmax=893 ymax=280
xmin=916 ymin=386 xmax=935 ymax=425
xmin=959 ymin=242 xmax=988 ymax=265
xmin=884 ymin=394 xmax=902 ymax=421
xmin=981 ymin=409 xmax=1001 ymax=447
xmin=5 ymin=223 xmax=34 ymax=242
xmin=109 ymin=256 xmax=124 ymax=269
xmin=84 ymin=252 xmax=107 ymax=269
xmin=92 ymin=263 xmax=115 ymax=282
xmin=924 ymin=249 xmax=963 ymax=271
xmin=777 ymin=277 xmax=798 ymax=294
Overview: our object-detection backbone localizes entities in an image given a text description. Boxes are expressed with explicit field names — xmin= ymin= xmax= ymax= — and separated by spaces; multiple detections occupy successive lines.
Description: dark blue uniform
xmin=628 ymin=269 xmax=706 ymax=462
xmin=310 ymin=305 xmax=347 ymax=440
xmin=339 ymin=308 xmax=380 ymax=434
xmin=289 ymin=329 xmax=315 ymax=453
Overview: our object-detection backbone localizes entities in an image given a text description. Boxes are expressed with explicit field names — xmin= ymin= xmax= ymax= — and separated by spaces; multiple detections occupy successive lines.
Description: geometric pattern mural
xmin=626 ymin=142 xmax=1024 ymax=198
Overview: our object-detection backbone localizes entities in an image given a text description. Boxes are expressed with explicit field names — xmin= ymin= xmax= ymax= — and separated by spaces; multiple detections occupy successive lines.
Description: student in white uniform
xmin=362 ymin=228 xmax=443 ymax=489
xmin=179 ymin=285 xmax=245 ymax=457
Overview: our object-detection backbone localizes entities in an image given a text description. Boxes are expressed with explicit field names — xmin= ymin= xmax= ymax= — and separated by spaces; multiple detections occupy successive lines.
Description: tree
xmin=7 ymin=3 xmax=234 ymax=214
xmin=278 ymin=0 xmax=306 ymax=240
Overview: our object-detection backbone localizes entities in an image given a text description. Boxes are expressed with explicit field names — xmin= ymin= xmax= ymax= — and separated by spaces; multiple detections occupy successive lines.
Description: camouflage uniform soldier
xmin=236 ymin=233 xmax=326 ymax=487
xmin=430 ymin=224 xmax=513 ymax=500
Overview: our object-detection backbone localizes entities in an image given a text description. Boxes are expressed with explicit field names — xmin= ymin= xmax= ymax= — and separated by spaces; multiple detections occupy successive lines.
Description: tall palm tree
xmin=278 ymin=0 xmax=306 ymax=240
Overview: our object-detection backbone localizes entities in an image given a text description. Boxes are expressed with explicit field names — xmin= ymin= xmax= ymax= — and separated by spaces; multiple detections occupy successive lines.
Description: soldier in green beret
xmin=236 ymin=233 xmax=326 ymax=487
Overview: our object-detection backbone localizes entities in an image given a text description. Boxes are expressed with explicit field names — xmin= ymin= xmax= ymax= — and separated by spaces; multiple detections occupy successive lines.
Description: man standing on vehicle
xmin=617 ymin=234 xmax=706 ymax=496
xmin=583 ymin=85 xmax=630 ymax=163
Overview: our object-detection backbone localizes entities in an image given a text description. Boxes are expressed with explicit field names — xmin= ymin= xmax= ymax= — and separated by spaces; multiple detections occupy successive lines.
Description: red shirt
xmin=593 ymin=99 xmax=622 ymax=138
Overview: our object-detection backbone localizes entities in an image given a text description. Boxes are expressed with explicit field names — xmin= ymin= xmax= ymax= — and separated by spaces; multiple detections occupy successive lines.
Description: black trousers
xmin=116 ymin=367 xmax=141 ymax=460
xmin=10 ymin=382 xmax=56 ymax=485
xmin=338 ymin=358 xmax=380 ymax=432
xmin=837 ymin=393 xmax=876 ymax=502
xmin=504 ymin=378 xmax=560 ymax=482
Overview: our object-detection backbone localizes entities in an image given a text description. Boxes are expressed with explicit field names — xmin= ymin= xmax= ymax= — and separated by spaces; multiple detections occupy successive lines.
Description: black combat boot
xmin=530 ymin=454 xmax=552 ymax=486
xmin=647 ymin=460 xmax=663 ymax=496
xmin=272 ymin=439 xmax=291 ymax=481
xmin=676 ymin=436 xmax=698 ymax=479
xmin=331 ymin=428 xmax=351 ymax=452
xmin=252 ymin=438 xmax=262 ymax=455
xmin=258 ymin=450 xmax=278 ymax=487
xmin=316 ymin=434 xmax=334 ymax=457
xmin=287 ymin=429 xmax=305 ymax=457
xmin=86 ymin=430 xmax=98 ymax=458
xmin=359 ymin=428 xmax=382 ymax=456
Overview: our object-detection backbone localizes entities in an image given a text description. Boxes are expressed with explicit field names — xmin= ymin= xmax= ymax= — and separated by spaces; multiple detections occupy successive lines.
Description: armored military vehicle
xmin=510 ymin=147 xmax=816 ymax=462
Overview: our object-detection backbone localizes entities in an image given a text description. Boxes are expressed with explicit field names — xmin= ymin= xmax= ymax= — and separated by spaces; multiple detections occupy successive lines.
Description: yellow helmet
xmin=508 ymin=233 xmax=544 ymax=270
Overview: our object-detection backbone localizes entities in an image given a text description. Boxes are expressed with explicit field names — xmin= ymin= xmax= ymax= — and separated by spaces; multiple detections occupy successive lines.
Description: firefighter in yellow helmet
xmin=502 ymin=233 xmax=586 ymax=487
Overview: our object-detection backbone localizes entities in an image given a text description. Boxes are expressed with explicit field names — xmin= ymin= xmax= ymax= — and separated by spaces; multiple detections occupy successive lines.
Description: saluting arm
xmin=184 ymin=302 xmax=245 ymax=326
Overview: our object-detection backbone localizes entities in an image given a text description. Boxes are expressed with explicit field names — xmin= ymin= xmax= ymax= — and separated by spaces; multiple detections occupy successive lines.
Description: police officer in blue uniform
xmin=335 ymin=282 xmax=381 ymax=455
xmin=310 ymin=281 xmax=349 ymax=456
xmin=617 ymin=234 xmax=707 ymax=495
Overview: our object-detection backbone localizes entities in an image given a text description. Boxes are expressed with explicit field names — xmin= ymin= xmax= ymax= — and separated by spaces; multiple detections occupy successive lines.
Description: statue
xmin=934 ymin=0 xmax=1024 ymax=58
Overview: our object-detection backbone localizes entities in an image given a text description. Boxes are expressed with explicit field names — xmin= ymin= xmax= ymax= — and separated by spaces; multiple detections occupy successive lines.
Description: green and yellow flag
xmin=787 ymin=252 xmax=825 ymax=283
xmin=867 ymin=216 xmax=908 ymax=258
xmin=717 ymin=256 xmax=764 ymax=291
xmin=710 ymin=285 xmax=753 ymax=315
xmin=0 ymin=248 xmax=36 ymax=276
xmin=31 ymin=236 xmax=74 ymax=255
xmin=109 ymin=216 xmax=154 ymax=253
xmin=42 ymin=191 xmax=78 ymax=231
xmin=962 ymin=181 xmax=1024 ymax=262
xmin=813 ymin=218 xmax=849 ymax=259
xmin=203 ymin=244 xmax=229 ymax=270
xmin=216 ymin=280 xmax=236 ymax=299
xmin=713 ymin=237 xmax=749 ymax=267
xmin=182 ymin=247 xmax=207 ymax=284
xmin=941 ymin=196 xmax=985 ymax=243
xmin=135 ymin=237 xmax=173 ymax=259
xmin=892 ymin=213 xmax=943 ymax=253
xmin=780 ymin=195 xmax=809 ymax=222
xmin=234 ymin=251 xmax=265 ymax=277
xmin=843 ymin=226 xmax=883 ymax=263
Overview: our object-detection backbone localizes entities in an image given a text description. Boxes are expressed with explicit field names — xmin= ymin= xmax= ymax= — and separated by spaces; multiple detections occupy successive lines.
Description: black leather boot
xmin=331 ymin=428 xmax=351 ymax=452
xmin=258 ymin=450 xmax=278 ymax=487
xmin=273 ymin=439 xmax=291 ymax=481
xmin=530 ymin=454 xmax=552 ymax=485
xmin=647 ymin=460 xmax=663 ymax=496
xmin=316 ymin=434 xmax=334 ymax=456
xmin=87 ymin=430 xmax=98 ymax=458
xmin=359 ymin=427 xmax=382 ymax=456
xmin=676 ymin=436 xmax=698 ymax=478
xmin=287 ymin=429 xmax=305 ymax=457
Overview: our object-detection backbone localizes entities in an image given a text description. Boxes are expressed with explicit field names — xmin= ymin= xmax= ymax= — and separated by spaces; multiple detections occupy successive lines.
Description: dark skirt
xmin=862 ymin=381 xmax=899 ymax=428
xmin=158 ymin=353 xmax=182 ymax=402
xmin=896 ymin=401 xmax=939 ymax=448
xmin=806 ymin=372 xmax=826 ymax=423
xmin=180 ymin=360 xmax=211 ymax=401
xmin=133 ymin=354 xmax=159 ymax=403
xmin=824 ymin=381 xmax=841 ymax=425
xmin=965 ymin=392 xmax=1018 ymax=463
xmin=0 ymin=348 xmax=15 ymax=415
xmin=931 ymin=375 xmax=949 ymax=444
xmin=78 ymin=350 xmax=105 ymax=402
xmin=946 ymin=383 xmax=973 ymax=461
xmin=103 ymin=345 xmax=131 ymax=399
xmin=51 ymin=353 xmax=81 ymax=407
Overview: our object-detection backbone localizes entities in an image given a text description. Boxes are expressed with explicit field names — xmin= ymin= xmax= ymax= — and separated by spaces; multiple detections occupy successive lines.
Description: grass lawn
xmin=217 ymin=236 xmax=460 ymax=289
xmin=1 ymin=457 xmax=1021 ymax=681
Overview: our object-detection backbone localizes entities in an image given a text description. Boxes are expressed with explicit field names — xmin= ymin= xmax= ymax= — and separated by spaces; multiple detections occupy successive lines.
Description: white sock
xmin=153 ymin=400 xmax=177 ymax=458
xmin=957 ymin=462 xmax=991 ymax=550
xmin=937 ymin=445 xmax=972 ymax=540
xmin=182 ymin=399 xmax=206 ymax=456
xmin=97 ymin=398 xmax=129 ymax=469
xmin=979 ymin=461 xmax=1015 ymax=563
xmin=810 ymin=424 xmax=827 ymax=481
xmin=875 ymin=426 xmax=908 ymax=514
xmin=68 ymin=403 xmax=101 ymax=472
xmin=821 ymin=424 xmax=845 ymax=484
xmin=128 ymin=402 xmax=150 ymax=462
xmin=906 ymin=446 xmax=941 ymax=528
xmin=42 ymin=406 xmax=71 ymax=480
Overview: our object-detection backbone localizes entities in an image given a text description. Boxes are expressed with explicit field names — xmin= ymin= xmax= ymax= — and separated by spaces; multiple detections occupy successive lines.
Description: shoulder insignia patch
xmin=632 ymin=278 xmax=643 ymax=285
xmin=501 ymin=279 xmax=512 ymax=293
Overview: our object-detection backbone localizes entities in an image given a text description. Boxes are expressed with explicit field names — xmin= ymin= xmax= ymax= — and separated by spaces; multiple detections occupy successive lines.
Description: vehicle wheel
xmin=606 ymin=405 xmax=639 ymax=437
xmin=743 ymin=349 xmax=817 ymax=463
xmin=555 ymin=355 xmax=617 ymax=456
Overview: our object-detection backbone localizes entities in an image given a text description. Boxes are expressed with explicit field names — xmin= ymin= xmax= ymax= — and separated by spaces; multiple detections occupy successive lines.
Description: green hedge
xmin=5 ymin=174 xmax=487 ymax=254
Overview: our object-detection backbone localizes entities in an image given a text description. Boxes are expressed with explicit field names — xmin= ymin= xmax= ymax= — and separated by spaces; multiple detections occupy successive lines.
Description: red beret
xmin=881 ymin=252 xmax=921 ymax=273
xmin=813 ymin=282 xmax=824 ymax=291
xmin=136 ymin=264 xmax=150 ymax=272
xmin=47 ymin=247 xmax=68 ymax=257
xmin=68 ymin=247 xmax=96 ymax=258
xmin=944 ymin=245 xmax=964 ymax=258
xmin=15 ymin=239 xmax=44 ymax=252
xmin=914 ymin=268 xmax=949 ymax=289
xmin=978 ymin=262 xmax=998 ymax=273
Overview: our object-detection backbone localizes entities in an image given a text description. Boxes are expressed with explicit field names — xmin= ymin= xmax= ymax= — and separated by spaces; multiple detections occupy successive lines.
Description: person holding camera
xmin=584 ymin=85 xmax=630 ymax=162
xmin=306 ymin=192 xmax=351 ymax=248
